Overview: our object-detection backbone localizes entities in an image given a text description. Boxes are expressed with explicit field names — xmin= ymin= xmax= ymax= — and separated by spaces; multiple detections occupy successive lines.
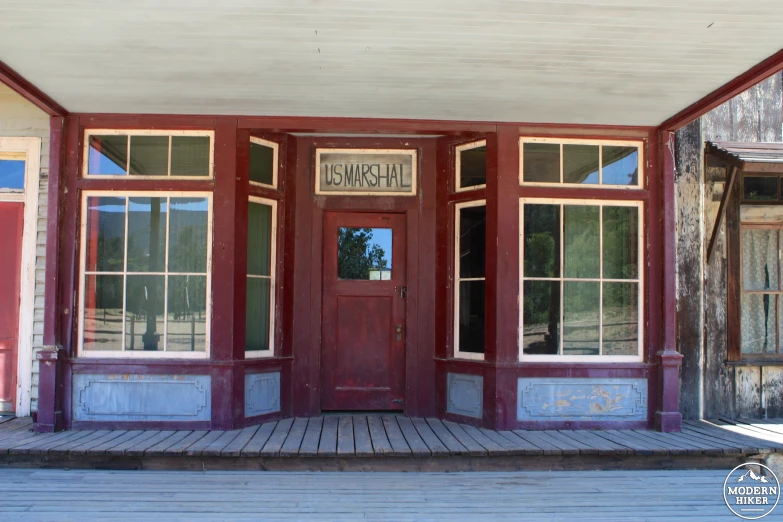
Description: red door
xmin=0 ymin=203 xmax=23 ymax=413
xmin=321 ymin=212 xmax=406 ymax=410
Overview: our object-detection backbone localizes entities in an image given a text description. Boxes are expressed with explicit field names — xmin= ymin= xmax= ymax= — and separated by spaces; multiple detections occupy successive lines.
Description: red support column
xmin=656 ymin=130 xmax=683 ymax=432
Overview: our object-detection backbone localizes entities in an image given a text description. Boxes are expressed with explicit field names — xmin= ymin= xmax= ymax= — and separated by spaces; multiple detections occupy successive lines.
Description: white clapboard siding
xmin=0 ymin=83 xmax=49 ymax=414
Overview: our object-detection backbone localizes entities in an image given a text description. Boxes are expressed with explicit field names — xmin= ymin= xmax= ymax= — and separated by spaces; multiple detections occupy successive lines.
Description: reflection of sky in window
xmin=368 ymin=228 xmax=392 ymax=266
xmin=0 ymin=159 xmax=25 ymax=189
xmin=583 ymin=170 xmax=598 ymax=184
xmin=603 ymin=152 xmax=638 ymax=185
xmin=90 ymin=198 xmax=208 ymax=213
xmin=89 ymin=146 xmax=126 ymax=175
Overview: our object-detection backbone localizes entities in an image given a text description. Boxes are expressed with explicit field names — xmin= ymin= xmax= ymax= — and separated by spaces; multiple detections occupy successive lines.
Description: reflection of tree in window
xmin=338 ymin=228 xmax=388 ymax=280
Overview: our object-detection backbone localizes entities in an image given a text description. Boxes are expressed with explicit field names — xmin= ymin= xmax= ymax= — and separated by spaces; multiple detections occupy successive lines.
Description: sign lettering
xmin=316 ymin=149 xmax=416 ymax=195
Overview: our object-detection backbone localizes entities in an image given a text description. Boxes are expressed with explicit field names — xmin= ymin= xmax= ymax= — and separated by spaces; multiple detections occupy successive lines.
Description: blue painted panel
xmin=73 ymin=374 xmax=211 ymax=422
xmin=517 ymin=378 xmax=647 ymax=422
xmin=245 ymin=372 xmax=281 ymax=418
xmin=447 ymin=373 xmax=483 ymax=419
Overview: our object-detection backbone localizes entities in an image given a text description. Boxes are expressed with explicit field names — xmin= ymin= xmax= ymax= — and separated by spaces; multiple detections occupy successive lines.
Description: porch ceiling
xmin=0 ymin=1 xmax=781 ymax=126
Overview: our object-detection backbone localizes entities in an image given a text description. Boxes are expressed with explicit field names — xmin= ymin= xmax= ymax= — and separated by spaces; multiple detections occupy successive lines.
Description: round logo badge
xmin=724 ymin=463 xmax=780 ymax=519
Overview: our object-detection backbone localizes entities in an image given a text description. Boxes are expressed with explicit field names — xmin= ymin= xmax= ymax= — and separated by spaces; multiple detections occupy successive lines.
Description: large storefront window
xmin=454 ymin=200 xmax=486 ymax=359
xmin=520 ymin=199 xmax=642 ymax=362
xmin=246 ymin=197 xmax=276 ymax=357
xmin=79 ymin=193 xmax=212 ymax=357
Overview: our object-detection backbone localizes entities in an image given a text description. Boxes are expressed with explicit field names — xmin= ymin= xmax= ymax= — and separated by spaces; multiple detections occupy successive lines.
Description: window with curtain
xmin=246 ymin=197 xmax=276 ymax=356
xmin=740 ymin=225 xmax=783 ymax=356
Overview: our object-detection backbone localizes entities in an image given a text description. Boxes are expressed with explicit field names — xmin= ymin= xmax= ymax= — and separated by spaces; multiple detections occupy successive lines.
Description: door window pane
xmin=167 ymin=275 xmax=207 ymax=352
xmin=523 ymin=280 xmax=560 ymax=355
xmin=459 ymin=144 xmax=486 ymax=188
xmin=125 ymin=275 xmax=165 ymax=351
xmin=564 ymin=205 xmax=600 ymax=279
xmin=87 ymin=135 xmax=127 ymax=175
xmin=171 ymin=136 xmax=210 ymax=177
xmin=603 ymin=206 xmax=639 ymax=279
xmin=129 ymin=136 xmax=169 ymax=176
xmin=168 ymin=198 xmax=209 ymax=273
xmin=603 ymin=282 xmax=638 ymax=356
xmin=563 ymin=281 xmax=600 ymax=356
xmin=523 ymin=204 xmax=560 ymax=278
xmin=85 ymin=196 xmax=126 ymax=273
xmin=563 ymin=144 xmax=599 ymax=185
xmin=338 ymin=228 xmax=392 ymax=280
xmin=127 ymin=197 xmax=167 ymax=272
xmin=0 ymin=158 xmax=24 ymax=190
xmin=603 ymin=146 xmax=639 ymax=186
xmin=523 ymin=143 xmax=559 ymax=183
xmin=459 ymin=205 xmax=486 ymax=278
xmin=82 ymin=275 xmax=123 ymax=351
xmin=458 ymin=280 xmax=485 ymax=353
xmin=250 ymin=140 xmax=275 ymax=185
xmin=246 ymin=278 xmax=271 ymax=351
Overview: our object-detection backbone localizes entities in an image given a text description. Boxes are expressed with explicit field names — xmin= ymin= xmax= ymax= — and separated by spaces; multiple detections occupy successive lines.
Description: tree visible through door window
xmin=337 ymin=228 xmax=392 ymax=280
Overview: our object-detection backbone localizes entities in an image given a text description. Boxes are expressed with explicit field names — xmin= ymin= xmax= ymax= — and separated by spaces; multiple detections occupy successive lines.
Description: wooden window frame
xmin=245 ymin=196 xmax=277 ymax=359
xmin=454 ymin=140 xmax=487 ymax=193
xmin=453 ymin=199 xmax=486 ymax=361
xmin=519 ymin=137 xmax=644 ymax=189
xmin=77 ymin=190 xmax=213 ymax=359
xmin=519 ymin=197 xmax=644 ymax=363
xmin=82 ymin=129 xmax=215 ymax=180
xmin=249 ymin=137 xmax=279 ymax=190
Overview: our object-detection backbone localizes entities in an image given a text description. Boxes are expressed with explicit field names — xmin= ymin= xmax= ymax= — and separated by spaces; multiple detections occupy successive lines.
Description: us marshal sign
xmin=315 ymin=149 xmax=417 ymax=196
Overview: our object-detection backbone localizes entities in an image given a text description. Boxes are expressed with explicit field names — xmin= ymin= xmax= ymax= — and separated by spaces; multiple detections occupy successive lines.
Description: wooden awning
xmin=706 ymin=142 xmax=783 ymax=173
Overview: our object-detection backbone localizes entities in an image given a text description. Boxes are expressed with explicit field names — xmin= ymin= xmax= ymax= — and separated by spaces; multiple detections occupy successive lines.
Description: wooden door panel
xmin=0 ymin=203 xmax=23 ymax=413
xmin=322 ymin=211 xmax=406 ymax=411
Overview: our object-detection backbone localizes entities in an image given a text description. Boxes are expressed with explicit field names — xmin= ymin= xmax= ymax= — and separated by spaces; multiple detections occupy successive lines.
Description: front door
xmin=321 ymin=212 xmax=406 ymax=410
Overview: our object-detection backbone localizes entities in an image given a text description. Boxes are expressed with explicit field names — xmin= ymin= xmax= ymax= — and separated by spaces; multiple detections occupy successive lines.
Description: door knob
xmin=396 ymin=324 xmax=403 ymax=341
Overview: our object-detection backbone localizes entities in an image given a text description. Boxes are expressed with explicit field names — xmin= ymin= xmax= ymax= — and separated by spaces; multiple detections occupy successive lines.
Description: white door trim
xmin=0 ymin=137 xmax=41 ymax=417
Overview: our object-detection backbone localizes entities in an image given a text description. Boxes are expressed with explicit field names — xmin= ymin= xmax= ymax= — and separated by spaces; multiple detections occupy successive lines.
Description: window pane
xmin=246 ymin=277 xmax=271 ymax=351
xmin=82 ymin=274 xmax=123 ymax=351
xmin=744 ymin=177 xmax=778 ymax=201
xmin=127 ymin=197 xmax=167 ymax=272
xmin=603 ymin=146 xmax=639 ymax=186
xmin=523 ymin=143 xmax=559 ymax=183
xmin=563 ymin=205 xmax=600 ymax=279
xmin=563 ymin=144 xmax=599 ymax=185
xmin=250 ymin=141 xmax=275 ymax=185
xmin=129 ymin=136 xmax=168 ymax=176
xmin=563 ymin=281 xmax=600 ymax=355
xmin=85 ymin=196 xmax=126 ymax=272
xmin=338 ymin=228 xmax=392 ymax=280
xmin=459 ymin=205 xmax=486 ymax=278
xmin=87 ymin=135 xmax=127 ymax=175
xmin=168 ymin=198 xmax=209 ymax=273
xmin=743 ymin=228 xmax=779 ymax=291
xmin=603 ymin=206 xmax=639 ymax=280
xmin=523 ymin=280 xmax=560 ymax=354
xmin=741 ymin=293 xmax=776 ymax=354
xmin=0 ymin=159 xmax=25 ymax=190
xmin=166 ymin=275 xmax=207 ymax=352
xmin=248 ymin=202 xmax=272 ymax=277
xmin=460 ymin=145 xmax=486 ymax=188
xmin=125 ymin=275 xmax=165 ymax=351
xmin=603 ymin=282 xmax=638 ymax=356
xmin=171 ymin=136 xmax=210 ymax=177
xmin=523 ymin=204 xmax=560 ymax=278
xmin=458 ymin=280 xmax=485 ymax=353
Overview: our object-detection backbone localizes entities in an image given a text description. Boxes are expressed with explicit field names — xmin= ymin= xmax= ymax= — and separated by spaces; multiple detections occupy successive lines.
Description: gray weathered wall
xmin=675 ymin=72 xmax=783 ymax=419
xmin=0 ymin=83 xmax=49 ymax=414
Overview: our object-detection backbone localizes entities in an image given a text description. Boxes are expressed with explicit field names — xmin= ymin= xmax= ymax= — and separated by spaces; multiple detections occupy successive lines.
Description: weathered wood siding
xmin=675 ymin=72 xmax=783 ymax=419
xmin=0 ymin=83 xmax=49 ymax=414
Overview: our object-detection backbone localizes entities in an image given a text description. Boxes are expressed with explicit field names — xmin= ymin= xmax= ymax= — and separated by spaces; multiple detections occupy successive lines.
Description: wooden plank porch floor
xmin=0 ymin=415 xmax=781 ymax=471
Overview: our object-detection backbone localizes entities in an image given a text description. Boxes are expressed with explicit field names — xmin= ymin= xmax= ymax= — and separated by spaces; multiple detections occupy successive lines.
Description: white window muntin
xmin=246 ymin=196 xmax=277 ymax=359
xmin=519 ymin=198 xmax=644 ymax=362
xmin=454 ymin=199 xmax=486 ymax=361
xmin=455 ymin=140 xmax=487 ymax=193
xmin=77 ymin=190 xmax=213 ymax=359
xmin=82 ymin=129 xmax=215 ymax=179
xmin=519 ymin=137 xmax=644 ymax=189
xmin=249 ymin=137 xmax=279 ymax=190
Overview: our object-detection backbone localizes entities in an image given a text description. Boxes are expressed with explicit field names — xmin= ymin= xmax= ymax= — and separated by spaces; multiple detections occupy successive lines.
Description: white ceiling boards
xmin=0 ymin=1 xmax=781 ymax=126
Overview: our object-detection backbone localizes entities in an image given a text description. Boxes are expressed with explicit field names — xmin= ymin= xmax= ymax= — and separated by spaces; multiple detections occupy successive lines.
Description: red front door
xmin=0 ymin=203 xmax=23 ymax=413
xmin=321 ymin=212 xmax=407 ymax=410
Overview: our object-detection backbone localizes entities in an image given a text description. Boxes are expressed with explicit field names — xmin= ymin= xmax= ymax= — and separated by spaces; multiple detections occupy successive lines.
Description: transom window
xmin=520 ymin=138 xmax=643 ymax=188
xmin=0 ymin=151 xmax=26 ymax=192
xmin=520 ymin=199 xmax=643 ymax=361
xmin=249 ymin=137 xmax=278 ymax=188
xmin=455 ymin=140 xmax=486 ymax=191
xmin=84 ymin=130 xmax=214 ymax=178
xmin=78 ymin=192 xmax=212 ymax=358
